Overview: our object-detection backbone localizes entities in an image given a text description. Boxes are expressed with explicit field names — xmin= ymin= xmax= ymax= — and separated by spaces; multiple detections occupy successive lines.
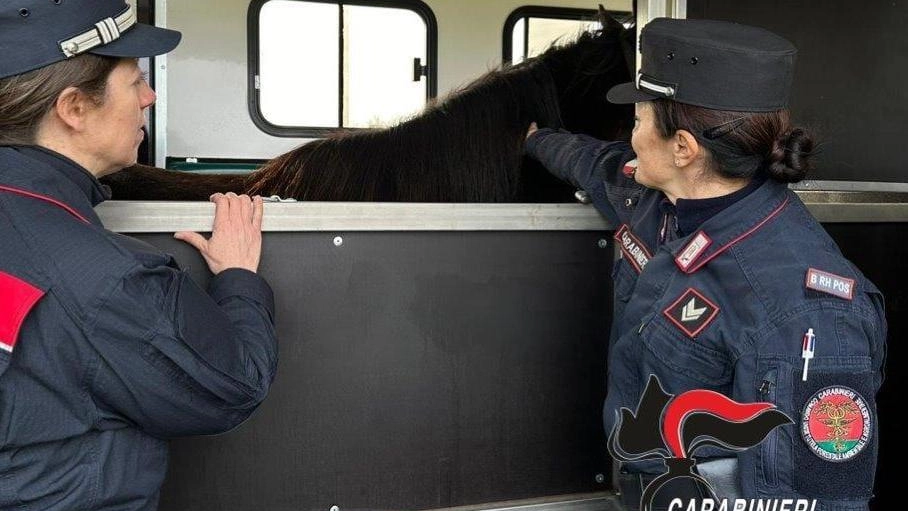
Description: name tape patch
xmin=805 ymin=268 xmax=855 ymax=300
xmin=614 ymin=224 xmax=652 ymax=273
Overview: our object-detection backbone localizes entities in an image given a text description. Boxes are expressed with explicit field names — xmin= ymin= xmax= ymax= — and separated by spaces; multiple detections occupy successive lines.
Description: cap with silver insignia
xmin=0 ymin=0 xmax=181 ymax=79
xmin=607 ymin=17 xmax=797 ymax=112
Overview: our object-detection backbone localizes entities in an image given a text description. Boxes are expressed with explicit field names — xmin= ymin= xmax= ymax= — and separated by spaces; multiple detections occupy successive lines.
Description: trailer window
xmin=502 ymin=7 xmax=629 ymax=64
xmin=249 ymin=0 xmax=437 ymax=137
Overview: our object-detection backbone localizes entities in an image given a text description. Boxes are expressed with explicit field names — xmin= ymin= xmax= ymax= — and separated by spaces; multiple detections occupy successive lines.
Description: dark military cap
xmin=0 ymin=0 xmax=181 ymax=79
xmin=608 ymin=17 xmax=797 ymax=111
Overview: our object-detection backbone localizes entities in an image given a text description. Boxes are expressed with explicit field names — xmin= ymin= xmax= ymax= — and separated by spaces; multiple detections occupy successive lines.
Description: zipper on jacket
xmin=758 ymin=369 xmax=779 ymax=488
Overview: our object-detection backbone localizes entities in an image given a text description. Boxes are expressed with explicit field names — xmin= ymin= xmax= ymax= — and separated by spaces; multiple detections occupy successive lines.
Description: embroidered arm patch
xmin=805 ymin=268 xmax=855 ymax=300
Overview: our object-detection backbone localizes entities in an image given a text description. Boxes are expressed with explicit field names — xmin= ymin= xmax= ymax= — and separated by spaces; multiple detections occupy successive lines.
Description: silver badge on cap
xmin=58 ymin=4 xmax=136 ymax=58
xmin=636 ymin=72 xmax=676 ymax=98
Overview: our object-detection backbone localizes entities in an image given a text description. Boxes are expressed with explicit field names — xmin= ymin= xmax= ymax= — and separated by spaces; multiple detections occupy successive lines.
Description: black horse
xmin=102 ymin=8 xmax=635 ymax=202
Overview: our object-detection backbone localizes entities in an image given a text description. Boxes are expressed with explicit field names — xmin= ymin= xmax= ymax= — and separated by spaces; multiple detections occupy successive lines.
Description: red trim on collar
xmin=0 ymin=185 xmax=90 ymax=224
xmin=677 ymin=197 xmax=790 ymax=274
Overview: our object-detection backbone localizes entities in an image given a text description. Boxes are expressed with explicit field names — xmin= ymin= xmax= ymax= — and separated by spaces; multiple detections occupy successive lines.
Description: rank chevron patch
xmin=663 ymin=288 xmax=720 ymax=338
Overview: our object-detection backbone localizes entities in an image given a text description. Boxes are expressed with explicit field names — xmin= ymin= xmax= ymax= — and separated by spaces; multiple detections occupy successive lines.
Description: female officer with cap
xmin=526 ymin=18 xmax=885 ymax=511
xmin=0 ymin=1 xmax=277 ymax=509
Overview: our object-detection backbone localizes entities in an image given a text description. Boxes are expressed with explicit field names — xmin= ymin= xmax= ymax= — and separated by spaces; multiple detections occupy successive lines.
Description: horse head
xmin=512 ymin=7 xmax=636 ymax=201
xmin=537 ymin=6 xmax=636 ymax=142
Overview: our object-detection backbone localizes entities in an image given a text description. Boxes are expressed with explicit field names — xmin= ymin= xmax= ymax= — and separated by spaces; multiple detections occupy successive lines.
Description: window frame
xmin=247 ymin=0 xmax=438 ymax=138
xmin=501 ymin=6 xmax=602 ymax=64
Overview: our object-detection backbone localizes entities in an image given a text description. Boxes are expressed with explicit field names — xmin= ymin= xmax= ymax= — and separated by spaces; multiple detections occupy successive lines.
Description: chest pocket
xmin=638 ymin=317 xmax=733 ymax=389
xmin=0 ymin=270 xmax=47 ymax=378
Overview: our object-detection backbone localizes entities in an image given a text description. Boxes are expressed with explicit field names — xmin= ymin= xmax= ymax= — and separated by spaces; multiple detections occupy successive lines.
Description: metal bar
xmin=96 ymin=202 xmax=614 ymax=232
xmin=94 ymin=192 xmax=908 ymax=233
xmin=153 ymin=0 xmax=168 ymax=168
xmin=790 ymin=180 xmax=908 ymax=193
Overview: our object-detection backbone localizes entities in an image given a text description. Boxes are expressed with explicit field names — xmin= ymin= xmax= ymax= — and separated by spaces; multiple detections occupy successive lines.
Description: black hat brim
xmin=90 ymin=23 xmax=181 ymax=59
xmin=607 ymin=81 xmax=660 ymax=104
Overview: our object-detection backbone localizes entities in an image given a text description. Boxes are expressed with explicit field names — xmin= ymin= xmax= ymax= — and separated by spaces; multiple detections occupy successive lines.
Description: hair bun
xmin=768 ymin=127 xmax=814 ymax=183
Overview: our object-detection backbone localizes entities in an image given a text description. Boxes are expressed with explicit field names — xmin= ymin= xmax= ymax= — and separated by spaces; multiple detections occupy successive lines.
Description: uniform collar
xmin=0 ymin=145 xmax=111 ymax=225
xmin=673 ymin=175 xmax=766 ymax=237
xmin=667 ymin=177 xmax=791 ymax=274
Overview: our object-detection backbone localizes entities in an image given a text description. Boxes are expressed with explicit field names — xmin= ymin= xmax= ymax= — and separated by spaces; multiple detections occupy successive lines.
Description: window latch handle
xmin=413 ymin=57 xmax=427 ymax=82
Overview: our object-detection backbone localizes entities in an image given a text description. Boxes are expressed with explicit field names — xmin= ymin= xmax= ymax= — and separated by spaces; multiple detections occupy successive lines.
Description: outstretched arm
xmin=525 ymin=125 xmax=640 ymax=224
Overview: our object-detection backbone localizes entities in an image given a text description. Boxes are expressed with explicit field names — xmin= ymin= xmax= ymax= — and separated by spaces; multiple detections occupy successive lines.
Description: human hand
xmin=526 ymin=121 xmax=538 ymax=140
xmin=174 ymin=193 xmax=264 ymax=274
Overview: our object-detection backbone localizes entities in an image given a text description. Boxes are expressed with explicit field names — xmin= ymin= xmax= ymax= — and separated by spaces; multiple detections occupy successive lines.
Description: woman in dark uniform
xmin=0 ymin=1 xmax=277 ymax=509
xmin=526 ymin=17 xmax=885 ymax=511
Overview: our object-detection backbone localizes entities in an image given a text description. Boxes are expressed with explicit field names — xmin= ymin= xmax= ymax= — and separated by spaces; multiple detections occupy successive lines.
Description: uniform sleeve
xmin=87 ymin=263 xmax=278 ymax=439
xmin=745 ymin=294 xmax=885 ymax=509
xmin=525 ymin=128 xmax=641 ymax=225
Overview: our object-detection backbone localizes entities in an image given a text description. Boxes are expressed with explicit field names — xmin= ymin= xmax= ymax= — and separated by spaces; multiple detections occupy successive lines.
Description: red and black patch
xmin=613 ymin=224 xmax=652 ymax=274
xmin=663 ymin=288 xmax=719 ymax=338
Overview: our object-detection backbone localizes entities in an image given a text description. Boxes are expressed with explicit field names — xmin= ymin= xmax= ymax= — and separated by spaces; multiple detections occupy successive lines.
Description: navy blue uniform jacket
xmin=0 ymin=146 xmax=278 ymax=510
xmin=527 ymin=129 xmax=886 ymax=511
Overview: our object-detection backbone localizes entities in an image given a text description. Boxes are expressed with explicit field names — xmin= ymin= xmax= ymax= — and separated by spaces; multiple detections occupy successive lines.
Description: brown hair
xmin=0 ymin=54 xmax=119 ymax=145
xmin=649 ymin=99 xmax=814 ymax=183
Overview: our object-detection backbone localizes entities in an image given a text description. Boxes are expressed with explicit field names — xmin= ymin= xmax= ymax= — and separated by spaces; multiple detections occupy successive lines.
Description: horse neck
xmin=247 ymin=63 xmax=562 ymax=202
xmin=103 ymin=164 xmax=249 ymax=200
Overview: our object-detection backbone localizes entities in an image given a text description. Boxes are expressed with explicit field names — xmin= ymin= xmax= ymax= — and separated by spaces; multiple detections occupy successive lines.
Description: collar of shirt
xmin=15 ymin=146 xmax=112 ymax=207
xmin=0 ymin=145 xmax=111 ymax=226
xmin=659 ymin=174 xmax=767 ymax=238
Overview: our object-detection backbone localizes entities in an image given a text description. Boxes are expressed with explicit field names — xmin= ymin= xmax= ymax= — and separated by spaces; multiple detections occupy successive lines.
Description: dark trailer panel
xmin=104 ymin=203 xmax=618 ymax=511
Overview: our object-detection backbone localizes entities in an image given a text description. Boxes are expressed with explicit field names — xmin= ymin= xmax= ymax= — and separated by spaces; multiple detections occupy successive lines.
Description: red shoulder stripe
xmin=0 ymin=271 xmax=45 ymax=352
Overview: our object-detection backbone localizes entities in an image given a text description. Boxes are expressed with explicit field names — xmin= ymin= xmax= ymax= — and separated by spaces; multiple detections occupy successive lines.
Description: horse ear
xmin=597 ymin=4 xmax=624 ymax=32
xmin=596 ymin=3 xmax=637 ymax=78
xmin=597 ymin=4 xmax=609 ymax=25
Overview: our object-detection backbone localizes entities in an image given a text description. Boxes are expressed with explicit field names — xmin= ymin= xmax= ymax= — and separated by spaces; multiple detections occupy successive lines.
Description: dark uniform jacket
xmin=527 ymin=129 xmax=886 ymax=511
xmin=0 ymin=146 xmax=278 ymax=510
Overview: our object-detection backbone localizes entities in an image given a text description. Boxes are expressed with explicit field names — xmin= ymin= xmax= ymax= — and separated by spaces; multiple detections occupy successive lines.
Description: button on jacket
xmin=0 ymin=146 xmax=278 ymax=510
xmin=527 ymin=129 xmax=886 ymax=511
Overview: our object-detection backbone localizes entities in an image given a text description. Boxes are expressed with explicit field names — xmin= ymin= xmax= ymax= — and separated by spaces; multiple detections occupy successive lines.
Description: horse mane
xmin=103 ymin=15 xmax=633 ymax=202
xmin=246 ymin=59 xmax=563 ymax=202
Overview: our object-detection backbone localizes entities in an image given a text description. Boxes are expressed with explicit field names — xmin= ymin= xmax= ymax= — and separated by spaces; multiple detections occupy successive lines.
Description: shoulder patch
xmin=805 ymin=268 xmax=855 ymax=300
xmin=0 ymin=270 xmax=46 ymax=353
xmin=801 ymin=386 xmax=871 ymax=462
xmin=675 ymin=231 xmax=712 ymax=272
xmin=663 ymin=288 xmax=719 ymax=338
xmin=614 ymin=224 xmax=652 ymax=273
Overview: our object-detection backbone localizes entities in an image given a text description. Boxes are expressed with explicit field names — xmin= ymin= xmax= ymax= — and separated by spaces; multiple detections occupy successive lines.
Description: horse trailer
xmin=99 ymin=0 xmax=906 ymax=510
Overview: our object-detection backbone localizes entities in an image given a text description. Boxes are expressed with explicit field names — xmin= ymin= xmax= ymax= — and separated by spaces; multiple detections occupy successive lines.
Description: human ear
xmin=52 ymin=86 xmax=92 ymax=132
xmin=673 ymin=129 xmax=701 ymax=167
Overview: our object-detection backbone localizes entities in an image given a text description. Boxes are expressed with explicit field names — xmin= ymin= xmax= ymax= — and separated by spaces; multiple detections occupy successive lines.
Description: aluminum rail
xmin=96 ymin=191 xmax=908 ymax=233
